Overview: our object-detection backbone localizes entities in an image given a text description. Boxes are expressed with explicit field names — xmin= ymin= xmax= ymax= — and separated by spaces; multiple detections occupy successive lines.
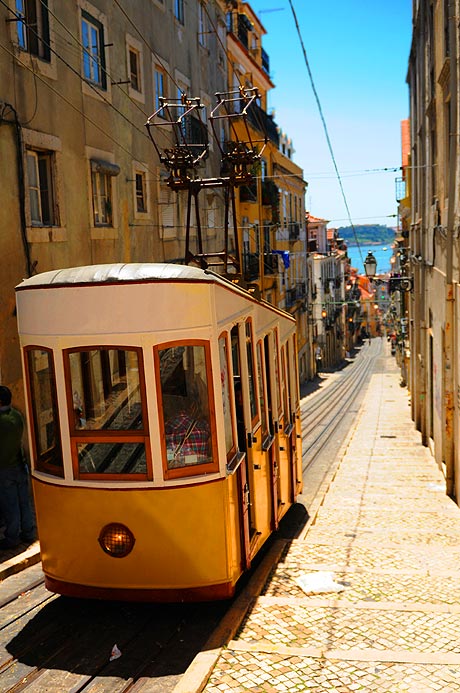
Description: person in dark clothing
xmin=0 ymin=386 xmax=36 ymax=548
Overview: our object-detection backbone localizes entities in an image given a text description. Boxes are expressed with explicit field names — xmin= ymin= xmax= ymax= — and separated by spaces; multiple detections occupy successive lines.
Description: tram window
xmin=245 ymin=320 xmax=258 ymax=425
xmin=281 ymin=345 xmax=289 ymax=421
xmin=77 ymin=441 xmax=146 ymax=475
xmin=64 ymin=347 xmax=150 ymax=479
xmin=25 ymin=348 xmax=63 ymax=477
xmin=292 ymin=335 xmax=300 ymax=408
xmin=257 ymin=341 xmax=268 ymax=439
xmin=67 ymin=348 xmax=144 ymax=432
xmin=274 ymin=329 xmax=282 ymax=417
xmin=218 ymin=334 xmax=236 ymax=457
xmin=155 ymin=342 xmax=217 ymax=478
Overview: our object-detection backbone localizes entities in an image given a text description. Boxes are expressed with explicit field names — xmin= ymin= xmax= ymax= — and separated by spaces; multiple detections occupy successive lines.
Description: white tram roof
xmin=16 ymin=263 xmax=295 ymax=338
xmin=16 ymin=263 xmax=225 ymax=289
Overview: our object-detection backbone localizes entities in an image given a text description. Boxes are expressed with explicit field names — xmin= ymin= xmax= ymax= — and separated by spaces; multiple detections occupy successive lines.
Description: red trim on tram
xmin=44 ymin=575 xmax=235 ymax=602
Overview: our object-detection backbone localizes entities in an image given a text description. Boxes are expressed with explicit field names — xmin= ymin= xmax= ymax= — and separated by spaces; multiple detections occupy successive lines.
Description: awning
xmin=90 ymin=159 xmax=120 ymax=176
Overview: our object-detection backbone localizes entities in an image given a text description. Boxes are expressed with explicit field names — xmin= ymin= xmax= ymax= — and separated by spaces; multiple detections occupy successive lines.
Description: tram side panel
xmin=33 ymin=479 xmax=237 ymax=597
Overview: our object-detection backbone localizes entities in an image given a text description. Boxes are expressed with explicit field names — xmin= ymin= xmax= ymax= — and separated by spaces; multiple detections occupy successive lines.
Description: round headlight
xmin=98 ymin=523 xmax=135 ymax=558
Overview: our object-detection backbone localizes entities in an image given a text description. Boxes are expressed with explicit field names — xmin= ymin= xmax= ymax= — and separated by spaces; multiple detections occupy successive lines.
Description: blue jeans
xmin=0 ymin=465 xmax=36 ymax=546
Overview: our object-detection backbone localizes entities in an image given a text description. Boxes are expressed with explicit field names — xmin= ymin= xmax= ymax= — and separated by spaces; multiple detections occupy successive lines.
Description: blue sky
xmin=249 ymin=0 xmax=413 ymax=228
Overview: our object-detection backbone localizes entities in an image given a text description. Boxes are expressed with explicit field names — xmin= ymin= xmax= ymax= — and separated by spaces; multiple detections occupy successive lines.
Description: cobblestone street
xmin=198 ymin=345 xmax=460 ymax=692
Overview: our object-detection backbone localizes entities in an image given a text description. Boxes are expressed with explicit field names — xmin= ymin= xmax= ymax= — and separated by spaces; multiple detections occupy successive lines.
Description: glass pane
xmin=29 ymin=189 xmax=41 ymax=224
xmin=218 ymin=336 xmax=234 ymax=455
xmin=129 ymin=49 xmax=139 ymax=90
xmin=90 ymin=26 xmax=100 ymax=82
xmin=16 ymin=0 xmax=26 ymax=48
xmin=27 ymin=349 xmax=63 ymax=475
xmin=159 ymin=344 xmax=213 ymax=469
xmin=257 ymin=342 xmax=268 ymax=437
xmin=68 ymin=349 xmax=143 ymax=431
xmin=274 ymin=330 xmax=282 ymax=415
xmin=81 ymin=20 xmax=91 ymax=79
xmin=27 ymin=152 xmax=38 ymax=188
xmin=245 ymin=322 xmax=257 ymax=421
xmin=77 ymin=442 xmax=146 ymax=475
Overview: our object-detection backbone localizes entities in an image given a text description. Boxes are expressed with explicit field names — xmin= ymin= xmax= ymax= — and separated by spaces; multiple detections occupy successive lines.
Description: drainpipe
xmin=0 ymin=102 xmax=33 ymax=278
xmin=445 ymin=0 xmax=457 ymax=497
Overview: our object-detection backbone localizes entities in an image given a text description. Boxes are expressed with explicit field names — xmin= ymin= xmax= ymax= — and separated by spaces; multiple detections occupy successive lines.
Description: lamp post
xmin=364 ymin=251 xmax=377 ymax=278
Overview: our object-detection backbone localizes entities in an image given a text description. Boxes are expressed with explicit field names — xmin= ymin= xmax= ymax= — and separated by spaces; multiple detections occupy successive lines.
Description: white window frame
xmin=9 ymin=0 xmax=57 ymax=79
xmin=152 ymin=57 xmax=169 ymax=114
xmin=86 ymin=146 xmax=118 ymax=239
xmin=23 ymin=128 xmax=65 ymax=242
xmin=126 ymin=34 xmax=145 ymax=103
xmin=79 ymin=1 xmax=111 ymax=101
xmin=174 ymin=0 xmax=185 ymax=24
xmin=15 ymin=0 xmax=50 ymax=61
xmin=198 ymin=2 xmax=206 ymax=47
xmin=26 ymin=150 xmax=55 ymax=226
xmin=132 ymin=161 xmax=150 ymax=220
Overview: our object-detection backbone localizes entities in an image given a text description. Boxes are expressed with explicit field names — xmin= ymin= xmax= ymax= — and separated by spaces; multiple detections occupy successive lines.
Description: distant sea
xmin=346 ymin=244 xmax=392 ymax=275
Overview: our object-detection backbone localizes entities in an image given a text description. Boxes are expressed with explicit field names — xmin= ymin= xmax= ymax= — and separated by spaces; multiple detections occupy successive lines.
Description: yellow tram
xmin=16 ymin=263 xmax=302 ymax=601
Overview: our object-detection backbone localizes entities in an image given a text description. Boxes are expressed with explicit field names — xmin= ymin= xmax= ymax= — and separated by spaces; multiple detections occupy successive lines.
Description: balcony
xmin=288 ymin=221 xmax=300 ymax=241
xmin=243 ymin=252 xmax=259 ymax=281
xmin=263 ymin=252 xmax=279 ymax=275
xmin=261 ymin=48 xmax=270 ymax=75
xmin=246 ymin=102 xmax=279 ymax=146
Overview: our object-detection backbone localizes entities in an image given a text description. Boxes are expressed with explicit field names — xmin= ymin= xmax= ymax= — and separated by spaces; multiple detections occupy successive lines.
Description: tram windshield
xmin=65 ymin=347 xmax=148 ymax=477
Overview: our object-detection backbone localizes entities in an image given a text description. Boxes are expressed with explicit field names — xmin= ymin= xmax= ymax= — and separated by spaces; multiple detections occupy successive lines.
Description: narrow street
xmin=188 ymin=341 xmax=460 ymax=692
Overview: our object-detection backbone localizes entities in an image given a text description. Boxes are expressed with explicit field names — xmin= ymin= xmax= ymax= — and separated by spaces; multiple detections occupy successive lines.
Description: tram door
xmin=231 ymin=325 xmax=252 ymax=569
xmin=283 ymin=341 xmax=296 ymax=502
xmin=264 ymin=333 xmax=280 ymax=529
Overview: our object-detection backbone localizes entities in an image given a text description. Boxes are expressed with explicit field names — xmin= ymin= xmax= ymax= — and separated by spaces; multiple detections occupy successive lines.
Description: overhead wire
xmin=287 ymin=0 xmax=364 ymax=264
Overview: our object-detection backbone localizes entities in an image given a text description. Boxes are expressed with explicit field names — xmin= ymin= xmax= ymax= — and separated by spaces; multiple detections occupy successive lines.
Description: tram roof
xmin=16 ymin=263 xmax=233 ymax=290
xmin=16 ymin=263 xmax=296 ymax=324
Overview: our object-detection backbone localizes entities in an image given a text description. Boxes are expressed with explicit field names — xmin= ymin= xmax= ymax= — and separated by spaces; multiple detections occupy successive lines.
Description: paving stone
xmin=236 ymin=600 xmax=460 ymax=653
xmin=197 ymin=351 xmax=460 ymax=693
xmin=203 ymin=650 xmax=460 ymax=692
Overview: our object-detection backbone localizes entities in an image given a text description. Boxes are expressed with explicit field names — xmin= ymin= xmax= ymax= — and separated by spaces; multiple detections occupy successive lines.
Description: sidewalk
xmin=178 ymin=346 xmax=460 ymax=692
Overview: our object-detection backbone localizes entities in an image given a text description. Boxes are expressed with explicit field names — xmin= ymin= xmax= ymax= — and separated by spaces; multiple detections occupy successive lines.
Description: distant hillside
xmin=337 ymin=225 xmax=396 ymax=246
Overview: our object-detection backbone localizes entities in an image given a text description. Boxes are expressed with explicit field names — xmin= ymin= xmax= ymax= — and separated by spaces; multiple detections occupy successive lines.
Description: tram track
xmin=301 ymin=341 xmax=379 ymax=470
xmin=0 ymin=564 xmax=229 ymax=693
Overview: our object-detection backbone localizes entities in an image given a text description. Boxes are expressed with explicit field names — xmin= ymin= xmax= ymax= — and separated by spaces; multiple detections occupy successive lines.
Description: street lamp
xmin=364 ymin=251 xmax=377 ymax=278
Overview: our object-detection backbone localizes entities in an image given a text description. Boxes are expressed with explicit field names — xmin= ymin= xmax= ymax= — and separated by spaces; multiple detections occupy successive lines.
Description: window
xmin=218 ymin=334 xmax=236 ymax=457
xmin=81 ymin=10 xmax=106 ymax=89
xmin=65 ymin=347 xmax=150 ymax=479
xmin=25 ymin=348 xmax=63 ymax=477
xmin=198 ymin=3 xmax=206 ymax=46
xmin=174 ymin=0 xmax=185 ymax=24
xmin=128 ymin=47 xmax=141 ymax=91
xmin=245 ymin=320 xmax=258 ymax=425
xmin=15 ymin=0 xmax=50 ymax=61
xmin=26 ymin=149 xmax=56 ymax=226
xmin=154 ymin=66 xmax=166 ymax=111
xmin=90 ymin=159 xmax=119 ymax=226
xmin=92 ymin=171 xmax=112 ymax=225
xmin=155 ymin=342 xmax=217 ymax=479
xmin=135 ymin=171 xmax=147 ymax=213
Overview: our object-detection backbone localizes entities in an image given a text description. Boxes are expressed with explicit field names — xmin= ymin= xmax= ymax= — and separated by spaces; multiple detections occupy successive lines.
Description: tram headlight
xmin=98 ymin=523 xmax=135 ymax=558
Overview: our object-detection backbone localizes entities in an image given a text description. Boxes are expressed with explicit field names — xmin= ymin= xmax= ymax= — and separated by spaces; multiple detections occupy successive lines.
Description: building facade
xmin=1 ymin=0 xmax=231 ymax=408
xmin=407 ymin=0 xmax=460 ymax=499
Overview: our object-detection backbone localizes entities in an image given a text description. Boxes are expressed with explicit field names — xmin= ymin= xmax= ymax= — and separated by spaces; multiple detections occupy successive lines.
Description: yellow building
xmin=225 ymin=0 xmax=309 ymax=380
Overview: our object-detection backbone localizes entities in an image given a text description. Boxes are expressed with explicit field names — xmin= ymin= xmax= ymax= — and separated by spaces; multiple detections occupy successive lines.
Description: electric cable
xmin=287 ymin=0 xmax=364 ymax=263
